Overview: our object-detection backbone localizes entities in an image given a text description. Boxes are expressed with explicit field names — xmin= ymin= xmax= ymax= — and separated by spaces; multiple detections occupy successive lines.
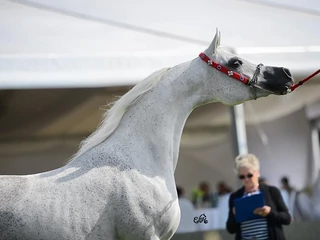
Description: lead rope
xmin=289 ymin=69 xmax=320 ymax=92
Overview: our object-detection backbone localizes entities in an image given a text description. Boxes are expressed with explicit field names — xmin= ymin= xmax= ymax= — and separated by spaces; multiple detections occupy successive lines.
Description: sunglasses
xmin=238 ymin=173 xmax=253 ymax=180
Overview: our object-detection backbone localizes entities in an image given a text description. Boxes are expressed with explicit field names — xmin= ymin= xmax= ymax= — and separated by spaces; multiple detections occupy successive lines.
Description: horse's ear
xmin=205 ymin=28 xmax=221 ymax=55
xmin=217 ymin=30 xmax=221 ymax=46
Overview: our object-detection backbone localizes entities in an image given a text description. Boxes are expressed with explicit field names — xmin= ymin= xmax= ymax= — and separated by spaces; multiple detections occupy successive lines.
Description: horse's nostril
xmin=283 ymin=68 xmax=292 ymax=78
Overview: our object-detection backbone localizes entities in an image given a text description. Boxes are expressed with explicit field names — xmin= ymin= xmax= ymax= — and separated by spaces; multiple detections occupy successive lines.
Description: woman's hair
xmin=234 ymin=153 xmax=260 ymax=173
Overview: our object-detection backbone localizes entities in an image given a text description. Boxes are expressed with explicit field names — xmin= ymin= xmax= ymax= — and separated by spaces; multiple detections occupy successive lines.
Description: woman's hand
xmin=253 ymin=206 xmax=271 ymax=217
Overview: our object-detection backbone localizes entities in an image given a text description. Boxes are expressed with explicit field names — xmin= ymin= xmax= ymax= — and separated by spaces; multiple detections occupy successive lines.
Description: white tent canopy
xmin=1 ymin=0 xmax=320 ymax=88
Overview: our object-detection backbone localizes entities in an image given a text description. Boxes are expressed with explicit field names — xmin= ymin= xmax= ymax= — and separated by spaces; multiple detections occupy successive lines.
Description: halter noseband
xmin=199 ymin=52 xmax=263 ymax=99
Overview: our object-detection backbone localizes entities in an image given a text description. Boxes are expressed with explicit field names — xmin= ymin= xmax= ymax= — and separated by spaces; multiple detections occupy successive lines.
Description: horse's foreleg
xmin=150 ymin=235 xmax=160 ymax=240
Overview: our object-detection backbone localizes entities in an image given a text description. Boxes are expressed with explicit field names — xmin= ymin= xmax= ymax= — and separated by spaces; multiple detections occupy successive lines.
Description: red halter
xmin=199 ymin=52 xmax=249 ymax=85
xmin=199 ymin=52 xmax=320 ymax=93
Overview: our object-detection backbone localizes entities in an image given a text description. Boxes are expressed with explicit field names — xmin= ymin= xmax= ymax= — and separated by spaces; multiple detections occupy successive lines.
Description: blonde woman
xmin=226 ymin=154 xmax=291 ymax=240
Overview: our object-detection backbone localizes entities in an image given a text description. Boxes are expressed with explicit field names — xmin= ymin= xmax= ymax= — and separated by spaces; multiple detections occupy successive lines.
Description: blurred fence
xmin=172 ymin=220 xmax=320 ymax=240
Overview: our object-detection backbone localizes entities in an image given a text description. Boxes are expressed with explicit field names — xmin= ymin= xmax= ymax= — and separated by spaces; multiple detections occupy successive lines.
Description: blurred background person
xmin=191 ymin=181 xmax=214 ymax=209
xmin=212 ymin=181 xmax=232 ymax=208
xmin=280 ymin=176 xmax=296 ymax=217
xmin=259 ymin=177 xmax=267 ymax=185
xmin=281 ymin=176 xmax=295 ymax=195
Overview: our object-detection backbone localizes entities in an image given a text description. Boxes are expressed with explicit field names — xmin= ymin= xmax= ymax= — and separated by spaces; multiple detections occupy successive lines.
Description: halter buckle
xmin=248 ymin=63 xmax=263 ymax=86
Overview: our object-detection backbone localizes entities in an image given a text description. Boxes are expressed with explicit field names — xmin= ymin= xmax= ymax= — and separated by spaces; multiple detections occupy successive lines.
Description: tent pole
xmin=311 ymin=120 xmax=320 ymax=185
xmin=230 ymin=104 xmax=248 ymax=187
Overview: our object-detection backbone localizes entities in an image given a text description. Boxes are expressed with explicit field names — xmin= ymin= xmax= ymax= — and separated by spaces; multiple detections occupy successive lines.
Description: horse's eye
xmin=230 ymin=59 xmax=243 ymax=68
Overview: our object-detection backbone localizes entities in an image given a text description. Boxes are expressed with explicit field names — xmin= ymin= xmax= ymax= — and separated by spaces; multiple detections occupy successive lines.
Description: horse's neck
xmin=105 ymin=59 xmax=215 ymax=171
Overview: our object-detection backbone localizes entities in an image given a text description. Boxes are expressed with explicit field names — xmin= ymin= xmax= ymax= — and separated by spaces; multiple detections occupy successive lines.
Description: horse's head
xmin=202 ymin=29 xmax=294 ymax=105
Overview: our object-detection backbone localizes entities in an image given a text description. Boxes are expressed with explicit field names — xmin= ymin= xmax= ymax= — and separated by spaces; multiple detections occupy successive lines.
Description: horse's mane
xmin=70 ymin=67 xmax=170 ymax=161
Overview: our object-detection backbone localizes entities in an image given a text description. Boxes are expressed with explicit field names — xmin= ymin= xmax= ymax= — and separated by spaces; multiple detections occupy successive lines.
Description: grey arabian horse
xmin=0 ymin=29 xmax=294 ymax=240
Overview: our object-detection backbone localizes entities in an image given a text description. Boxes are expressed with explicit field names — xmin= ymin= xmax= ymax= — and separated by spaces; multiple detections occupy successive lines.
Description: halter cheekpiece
xmin=199 ymin=52 xmax=263 ymax=87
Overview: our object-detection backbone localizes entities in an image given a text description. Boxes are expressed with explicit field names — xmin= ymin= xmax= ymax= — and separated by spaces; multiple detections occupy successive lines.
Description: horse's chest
xmin=114 ymin=173 xmax=180 ymax=239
